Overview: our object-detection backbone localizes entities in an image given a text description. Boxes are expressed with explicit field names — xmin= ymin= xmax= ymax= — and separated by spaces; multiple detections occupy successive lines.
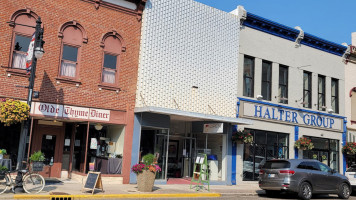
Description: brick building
xmin=0 ymin=0 xmax=145 ymax=183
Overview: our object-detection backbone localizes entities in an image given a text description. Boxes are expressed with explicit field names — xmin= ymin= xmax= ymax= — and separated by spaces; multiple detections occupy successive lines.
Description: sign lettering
xmin=243 ymin=102 xmax=342 ymax=131
xmin=31 ymin=102 xmax=110 ymax=121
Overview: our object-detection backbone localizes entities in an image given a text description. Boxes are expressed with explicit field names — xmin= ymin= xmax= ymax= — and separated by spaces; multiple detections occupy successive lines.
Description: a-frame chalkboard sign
xmin=190 ymin=153 xmax=209 ymax=191
xmin=82 ymin=172 xmax=104 ymax=194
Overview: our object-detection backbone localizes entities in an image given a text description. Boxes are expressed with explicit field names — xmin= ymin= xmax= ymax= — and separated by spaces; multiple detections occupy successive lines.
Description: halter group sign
xmin=242 ymin=102 xmax=343 ymax=131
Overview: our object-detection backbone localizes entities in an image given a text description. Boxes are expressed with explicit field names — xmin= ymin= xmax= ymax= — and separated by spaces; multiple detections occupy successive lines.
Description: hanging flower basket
xmin=231 ymin=129 xmax=253 ymax=144
xmin=294 ymin=137 xmax=314 ymax=150
xmin=0 ymin=99 xmax=30 ymax=126
xmin=342 ymin=142 xmax=356 ymax=155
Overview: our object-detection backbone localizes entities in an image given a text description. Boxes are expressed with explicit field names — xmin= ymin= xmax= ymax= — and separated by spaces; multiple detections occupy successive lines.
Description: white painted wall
xmin=136 ymin=0 xmax=240 ymax=118
xmin=345 ymin=32 xmax=356 ymax=141
xmin=231 ymin=8 xmax=346 ymax=180
xmin=237 ymin=27 xmax=345 ymax=115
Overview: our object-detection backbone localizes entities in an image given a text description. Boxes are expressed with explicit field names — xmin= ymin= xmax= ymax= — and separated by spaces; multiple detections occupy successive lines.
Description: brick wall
xmin=0 ymin=0 xmax=142 ymax=111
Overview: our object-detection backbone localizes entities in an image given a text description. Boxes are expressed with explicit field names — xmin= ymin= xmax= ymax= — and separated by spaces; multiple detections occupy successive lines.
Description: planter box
xmin=137 ymin=170 xmax=156 ymax=192
xmin=31 ymin=162 xmax=44 ymax=172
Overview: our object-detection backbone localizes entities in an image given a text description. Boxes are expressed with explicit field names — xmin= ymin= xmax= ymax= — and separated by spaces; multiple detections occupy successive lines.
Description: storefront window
xmin=0 ymin=123 xmax=22 ymax=170
xmin=243 ymin=129 xmax=289 ymax=181
xmin=85 ymin=124 xmax=125 ymax=174
xmin=303 ymin=136 xmax=339 ymax=172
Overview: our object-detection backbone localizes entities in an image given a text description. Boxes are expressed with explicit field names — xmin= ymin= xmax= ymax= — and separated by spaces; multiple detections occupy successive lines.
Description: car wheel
xmin=338 ymin=183 xmax=350 ymax=199
xmin=298 ymin=182 xmax=312 ymax=200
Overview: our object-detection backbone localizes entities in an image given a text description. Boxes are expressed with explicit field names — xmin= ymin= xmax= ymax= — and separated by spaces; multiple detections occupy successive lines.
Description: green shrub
xmin=142 ymin=153 xmax=155 ymax=165
xmin=0 ymin=165 xmax=8 ymax=171
xmin=29 ymin=151 xmax=45 ymax=162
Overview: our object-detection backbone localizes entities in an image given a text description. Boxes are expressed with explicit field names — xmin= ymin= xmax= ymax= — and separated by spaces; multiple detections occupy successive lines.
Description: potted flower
xmin=342 ymin=142 xmax=356 ymax=155
xmin=29 ymin=151 xmax=45 ymax=172
xmin=0 ymin=165 xmax=8 ymax=180
xmin=294 ymin=137 xmax=314 ymax=150
xmin=0 ymin=149 xmax=6 ymax=160
xmin=132 ymin=153 xmax=161 ymax=192
xmin=0 ymin=99 xmax=30 ymax=126
xmin=231 ymin=129 xmax=253 ymax=144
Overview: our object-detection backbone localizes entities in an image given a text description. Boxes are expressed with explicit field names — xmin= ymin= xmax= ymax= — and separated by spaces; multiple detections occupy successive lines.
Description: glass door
xmin=155 ymin=129 xmax=169 ymax=180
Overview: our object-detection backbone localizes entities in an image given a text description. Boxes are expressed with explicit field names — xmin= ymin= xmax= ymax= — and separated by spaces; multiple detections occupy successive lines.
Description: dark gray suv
xmin=259 ymin=159 xmax=350 ymax=200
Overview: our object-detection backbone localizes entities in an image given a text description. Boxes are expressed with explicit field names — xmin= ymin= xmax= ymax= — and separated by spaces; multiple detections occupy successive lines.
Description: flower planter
xmin=31 ymin=162 xmax=44 ymax=172
xmin=0 ymin=154 xmax=3 ymax=160
xmin=137 ymin=170 xmax=156 ymax=192
xmin=0 ymin=171 xmax=5 ymax=180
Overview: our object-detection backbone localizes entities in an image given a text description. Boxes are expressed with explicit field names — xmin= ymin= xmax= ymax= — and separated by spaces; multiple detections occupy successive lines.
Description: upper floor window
xmin=279 ymin=65 xmax=288 ymax=104
xmin=261 ymin=60 xmax=272 ymax=101
xmin=303 ymin=71 xmax=312 ymax=108
xmin=243 ymin=56 xmax=254 ymax=97
xmin=331 ymin=78 xmax=339 ymax=114
xmin=100 ymin=32 xmax=125 ymax=86
xmin=9 ymin=9 xmax=37 ymax=70
xmin=58 ymin=21 xmax=87 ymax=79
xmin=318 ymin=75 xmax=326 ymax=111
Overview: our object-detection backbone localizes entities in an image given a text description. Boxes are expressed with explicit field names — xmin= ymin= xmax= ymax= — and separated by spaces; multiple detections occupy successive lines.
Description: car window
xmin=309 ymin=162 xmax=320 ymax=171
xmin=263 ymin=161 xmax=290 ymax=169
xmin=318 ymin=162 xmax=331 ymax=173
xmin=297 ymin=162 xmax=308 ymax=169
xmin=298 ymin=162 xmax=320 ymax=171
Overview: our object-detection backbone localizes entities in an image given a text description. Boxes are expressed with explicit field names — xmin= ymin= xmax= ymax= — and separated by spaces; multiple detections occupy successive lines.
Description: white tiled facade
xmin=136 ymin=0 xmax=240 ymax=118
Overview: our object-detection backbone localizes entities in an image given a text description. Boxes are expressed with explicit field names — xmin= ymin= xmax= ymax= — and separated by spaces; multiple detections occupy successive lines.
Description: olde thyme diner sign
xmin=31 ymin=102 xmax=110 ymax=121
xmin=242 ymin=102 xmax=343 ymax=131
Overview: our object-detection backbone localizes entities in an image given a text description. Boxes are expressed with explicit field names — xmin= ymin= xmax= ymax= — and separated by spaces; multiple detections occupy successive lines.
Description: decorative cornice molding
xmin=9 ymin=8 xmax=39 ymax=27
xmin=100 ymin=30 xmax=126 ymax=52
xmin=80 ymin=0 xmax=146 ymax=20
xmin=58 ymin=20 xmax=88 ymax=44
xmin=243 ymin=12 xmax=347 ymax=56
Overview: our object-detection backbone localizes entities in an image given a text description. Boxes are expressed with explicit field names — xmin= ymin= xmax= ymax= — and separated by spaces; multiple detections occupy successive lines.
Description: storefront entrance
xmin=31 ymin=122 xmax=65 ymax=178
xmin=139 ymin=126 xmax=224 ymax=183
xmin=140 ymin=128 xmax=169 ymax=180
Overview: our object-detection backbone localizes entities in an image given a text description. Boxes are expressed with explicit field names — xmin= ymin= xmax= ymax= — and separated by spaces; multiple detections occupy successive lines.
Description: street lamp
xmin=34 ymin=47 xmax=44 ymax=59
xmin=13 ymin=16 xmax=44 ymax=193
xmin=15 ymin=16 xmax=44 ymax=170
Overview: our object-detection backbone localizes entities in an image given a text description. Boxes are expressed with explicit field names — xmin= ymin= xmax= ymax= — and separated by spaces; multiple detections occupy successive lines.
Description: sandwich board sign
xmin=82 ymin=172 xmax=104 ymax=194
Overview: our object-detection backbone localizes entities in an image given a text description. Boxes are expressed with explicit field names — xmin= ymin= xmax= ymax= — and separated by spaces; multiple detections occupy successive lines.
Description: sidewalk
xmin=1 ymin=180 xmax=261 ymax=199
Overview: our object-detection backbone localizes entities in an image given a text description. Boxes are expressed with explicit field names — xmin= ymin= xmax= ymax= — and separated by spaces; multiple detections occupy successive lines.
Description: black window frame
xmin=279 ymin=65 xmax=288 ymax=104
xmin=318 ymin=75 xmax=326 ymax=111
xmin=331 ymin=78 xmax=339 ymax=114
xmin=261 ymin=60 xmax=272 ymax=101
xmin=303 ymin=71 xmax=312 ymax=108
xmin=243 ymin=56 xmax=255 ymax=97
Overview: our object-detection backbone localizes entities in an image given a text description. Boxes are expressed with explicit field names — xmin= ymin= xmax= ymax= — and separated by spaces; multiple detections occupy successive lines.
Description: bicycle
xmin=0 ymin=161 xmax=45 ymax=194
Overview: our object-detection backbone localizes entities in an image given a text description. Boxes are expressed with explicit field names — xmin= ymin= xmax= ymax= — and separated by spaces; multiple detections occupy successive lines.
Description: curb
xmin=14 ymin=193 xmax=221 ymax=199
xmin=221 ymin=192 xmax=259 ymax=197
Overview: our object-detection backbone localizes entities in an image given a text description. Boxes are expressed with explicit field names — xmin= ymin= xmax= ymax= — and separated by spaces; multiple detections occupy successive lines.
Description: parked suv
xmin=259 ymin=159 xmax=350 ymax=200
xmin=345 ymin=164 xmax=356 ymax=191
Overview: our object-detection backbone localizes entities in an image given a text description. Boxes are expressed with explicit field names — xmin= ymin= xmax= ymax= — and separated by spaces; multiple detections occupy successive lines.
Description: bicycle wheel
xmin=0 ymin=174 xmax=9 ymax=194
xmin=23 ymin=173 xmax=45 ymax=194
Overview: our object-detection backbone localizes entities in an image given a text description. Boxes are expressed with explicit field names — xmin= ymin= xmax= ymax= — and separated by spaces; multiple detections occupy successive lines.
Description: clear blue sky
xmin=195 ymin=0 xmax=356 ymax=45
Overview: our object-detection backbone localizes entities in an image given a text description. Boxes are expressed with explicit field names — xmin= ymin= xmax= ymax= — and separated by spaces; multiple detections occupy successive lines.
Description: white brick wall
xmin=136 ymin=0 xmax=240 ymax=118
